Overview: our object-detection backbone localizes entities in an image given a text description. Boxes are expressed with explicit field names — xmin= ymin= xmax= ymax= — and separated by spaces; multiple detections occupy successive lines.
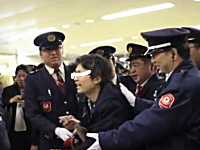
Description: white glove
xmin=86 ymin=133 xmax=101 ymax=150
xmin=119 ymin=83 xmax=136 ymax=107
xmin=55 ymin=127 xmax=73 ymax=141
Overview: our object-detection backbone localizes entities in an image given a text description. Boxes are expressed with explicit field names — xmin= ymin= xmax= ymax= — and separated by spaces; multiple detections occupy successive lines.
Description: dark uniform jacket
xmin=0 ymin=98 xmax=10 ymax=150
xmin=136 ymin=73 xmax=164 ymax=100
xmin=2 ymin=83 xmax=38 ymax=146
xmin=76 ymin=82 xmax=134 ymax=150
xmin=24 ymin=64 xmax=79 ymax=150
xmin=99 ymin=60 xmax=200 ymax=150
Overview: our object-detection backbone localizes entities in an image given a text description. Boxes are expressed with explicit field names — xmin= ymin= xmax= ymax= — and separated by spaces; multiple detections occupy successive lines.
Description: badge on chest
xmin=41 ymin=101 xmax=52 ymax=112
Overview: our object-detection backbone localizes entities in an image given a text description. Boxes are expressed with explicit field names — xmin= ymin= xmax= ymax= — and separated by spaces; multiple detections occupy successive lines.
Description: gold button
xmin=66 ymin=111 xmax=69 ymax=115
xmin=64 ymin=101 xmax=67 ymax=104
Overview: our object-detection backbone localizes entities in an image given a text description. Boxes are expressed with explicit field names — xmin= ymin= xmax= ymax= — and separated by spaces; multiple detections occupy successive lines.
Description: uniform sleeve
xmin=99 ymin=88 xmax=192 ymax=150
xmin=0 ymin=99 xmax=3 ymax=115
xmin=24 ymin=75 xmax=56 ymax=138
xmin=0 ymin=98 xmax=10 ymax=150
xmin=134 ymin=98 xmax=155 ymax=115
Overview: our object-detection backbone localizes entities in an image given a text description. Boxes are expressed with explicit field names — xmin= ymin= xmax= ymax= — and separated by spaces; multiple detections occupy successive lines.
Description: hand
xmin=10 ymin=95 xmax=22 ymax=103
xmin=59 ymin=115 xmax=80 ymax=130
xmin=119 ymin=83 xmax=136 ymax=107
xmin=17 ymin=100 xmax=24 ymax=107
xmin=86 ymin=133 xmax=101 ymax=150
xmin=30 ymin=145 xmax=38 ymax=150
xmin=55 ymin=127 xmax=73 ymax=141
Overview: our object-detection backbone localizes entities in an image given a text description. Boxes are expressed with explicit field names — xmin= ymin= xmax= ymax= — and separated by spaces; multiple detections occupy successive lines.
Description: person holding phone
xmin=2 ymin=65 xmax=38 ymax=150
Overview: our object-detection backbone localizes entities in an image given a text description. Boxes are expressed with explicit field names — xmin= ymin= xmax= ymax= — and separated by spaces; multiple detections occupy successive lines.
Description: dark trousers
xmin=9 ymin=131 xmax=31 ymax=150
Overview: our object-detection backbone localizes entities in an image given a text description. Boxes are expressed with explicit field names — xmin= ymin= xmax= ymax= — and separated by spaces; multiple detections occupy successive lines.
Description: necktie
xmin=54 ymin=69 xmax=65 ymax=93
xmin=135 ymin=86 xmax=143 ymax=96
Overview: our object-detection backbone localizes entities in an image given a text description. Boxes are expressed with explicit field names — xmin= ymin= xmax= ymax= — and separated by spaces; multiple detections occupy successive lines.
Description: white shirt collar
xmin=45 ymin=63 xmax=65 ymax=75
xmin=137 ymin=74 xmax=152 ymax=88
xmin=165 ymin=70 xmax=174 ymax=82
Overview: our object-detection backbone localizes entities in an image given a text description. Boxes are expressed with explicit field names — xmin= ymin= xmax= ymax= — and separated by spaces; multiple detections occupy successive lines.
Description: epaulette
xmin=29 ymin=70 xmax=40 ymax=75
xmin=179 ymin=69 xmax=188 ymax=74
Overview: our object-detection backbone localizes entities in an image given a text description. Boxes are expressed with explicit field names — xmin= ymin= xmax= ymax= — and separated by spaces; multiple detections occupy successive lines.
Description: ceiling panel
xmin=0 ymin=0 xmax=199 ymax=57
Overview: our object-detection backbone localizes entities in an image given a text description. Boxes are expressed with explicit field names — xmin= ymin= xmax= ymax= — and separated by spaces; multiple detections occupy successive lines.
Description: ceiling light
xmin=132 ymin=36 xmax=139 ymax=39
xmin=21 ymin=51 xmax=38 ymax=56
xmin=85 ymin=20 xmax=94 ymax=23
xmin=194 ymin=0 xmax=200 ymax=1
xmin=80 ymin=38 xmax=124 ymax=47
xmin=0 ymin=64 xmax=8 ymax=69
xmin=101 ymin=3 xmax=175 ymax=20
xmin=62 ymin=24 xmax=70 ymax=28
xmin=70 ymin=45 xmax=77 ymax=48
xmin=0 ymin=55 xmax=15 ymax=59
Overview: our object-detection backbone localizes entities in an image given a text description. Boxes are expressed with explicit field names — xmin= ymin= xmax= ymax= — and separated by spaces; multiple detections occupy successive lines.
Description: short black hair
xmin=174 ymin=43 xmax=190 ymax=60
xmin=75 ymin=54 xmax=112 ymax=86
xmin=15 ymin=64 xmax=31 ymax=75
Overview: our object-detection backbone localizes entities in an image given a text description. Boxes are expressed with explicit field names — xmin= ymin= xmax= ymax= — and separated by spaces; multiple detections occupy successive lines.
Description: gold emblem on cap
xmin=128 ymin=47 xmax=133 ymax=54
xmin=47 ymin=34 xmax=56 ymax=42
xmin=96 ymin=50 xmax=104 ymax=55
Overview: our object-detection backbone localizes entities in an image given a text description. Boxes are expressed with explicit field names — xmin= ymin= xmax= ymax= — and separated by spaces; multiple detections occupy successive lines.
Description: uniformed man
xmin=115 ymin=61 xmax=127 ymax=76
xmin=182 ymin=27 xmax=200 ymax=71
xmin=24 ymin=31 xmax=79 ymax=150
xmin=89 ymin=46 xmax=136 ymax=89
xmin=89 ymin=46 xmax=119 ymax=84
xmin=125 ymin=43 xmax=164 ymax=100
xmin=86 ymin=28 xmax=200 ymax=150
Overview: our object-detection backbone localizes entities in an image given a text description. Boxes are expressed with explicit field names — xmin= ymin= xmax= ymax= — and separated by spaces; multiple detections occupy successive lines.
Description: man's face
xmin=129 ymin=58 xmax=152 ymax=85
xmin=151 ymin=50 xmax=174 ymax=74
xmin=188 ymin=43 xmax=200 ymax=70
xmin=40 ymin=46 xmax=63 ymax=68
xmin=15 ymin=69 xmax=27 ymax=88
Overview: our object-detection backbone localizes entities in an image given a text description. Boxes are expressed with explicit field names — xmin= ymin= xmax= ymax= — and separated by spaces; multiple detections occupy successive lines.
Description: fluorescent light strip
xmin=62 ymin=24 xmax=70 ymax=28
xmin=101 ymin=3 xmax=175 ymax=20
xmin=85 ymin=20 xmax=94 ymax=23
xmin=80 ymin=38 xmax=124 ymax=47
xmin=0 ymin=55 xmax=15 ymax=59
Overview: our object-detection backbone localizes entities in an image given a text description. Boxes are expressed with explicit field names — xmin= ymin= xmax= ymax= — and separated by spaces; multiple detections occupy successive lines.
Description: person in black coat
xmin=2 ymin=64 xmax=38 ymax=150
xmin=0 ymin=98 xmax=10 ymax=150
xmin=59 ymin=54 xmax=133 ymax=150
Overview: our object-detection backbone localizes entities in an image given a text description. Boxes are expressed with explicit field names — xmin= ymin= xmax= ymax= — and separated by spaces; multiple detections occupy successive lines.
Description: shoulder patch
xmin=158 ymin=93 xmax=175 ymax=108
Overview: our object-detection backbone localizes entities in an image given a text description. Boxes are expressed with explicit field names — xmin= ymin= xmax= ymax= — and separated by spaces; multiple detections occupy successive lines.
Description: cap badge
xmin=96 ymin=50 xmax=104 ymax=55
xmin=128 ymin=47 xmax=133 ymax=54
xmin=47 ymin=34 xmax=56 ymax=42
